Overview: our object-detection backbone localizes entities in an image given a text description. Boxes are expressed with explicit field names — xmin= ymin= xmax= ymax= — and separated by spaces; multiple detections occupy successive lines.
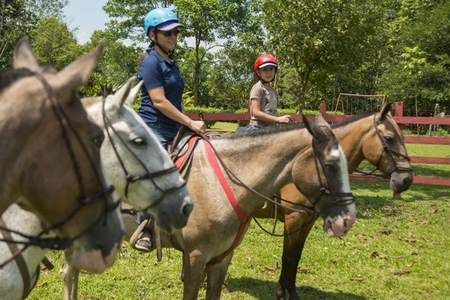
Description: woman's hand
xmin=277 ymin=115 xmax=292 ymax=123
xmin=189 ymin=120 xmax=206 ymax=134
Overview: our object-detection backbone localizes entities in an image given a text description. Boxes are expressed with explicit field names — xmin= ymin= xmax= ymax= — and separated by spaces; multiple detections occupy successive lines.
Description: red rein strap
xmin=203 ymin=140 xmax=252 ymax=270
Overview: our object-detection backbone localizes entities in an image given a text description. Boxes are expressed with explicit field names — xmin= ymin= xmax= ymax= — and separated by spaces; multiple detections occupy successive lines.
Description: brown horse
xmin=255 ymin=102 xmax=413 ymax=300
xmin=0 ymin=37 xmax=124 ymax=273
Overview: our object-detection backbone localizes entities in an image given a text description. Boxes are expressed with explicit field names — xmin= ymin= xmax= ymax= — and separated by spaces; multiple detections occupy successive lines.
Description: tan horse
xmin=154 ymin=114 xmax=353 ymax=299
xmin=0 ymin=38 xmax=123 ymax=273
xmin=257 ymin=102 xmax=413 ymax=300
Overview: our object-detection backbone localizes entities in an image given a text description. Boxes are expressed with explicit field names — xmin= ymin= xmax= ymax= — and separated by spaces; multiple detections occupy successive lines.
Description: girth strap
xmin=203 ymin=140 xmax=252 ymax=274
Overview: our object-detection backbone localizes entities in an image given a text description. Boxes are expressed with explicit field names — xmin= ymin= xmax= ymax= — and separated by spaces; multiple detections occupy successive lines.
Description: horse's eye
xmin=385 ymin=136 xmax=393 ymax=142
xmin=93 ymin=133 xmax=104 ymax=147
xmin=133 ymin=138 xmax=146 ymax=146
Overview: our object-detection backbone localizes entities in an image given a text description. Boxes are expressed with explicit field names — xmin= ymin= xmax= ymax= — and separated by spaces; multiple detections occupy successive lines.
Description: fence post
xmin=393 ymin=101 xmax=405 ymax=199
xmin=320 ymin=102 xmax=327 ymax=116
xmin=395 ymin=101 xmax=403 ymax=131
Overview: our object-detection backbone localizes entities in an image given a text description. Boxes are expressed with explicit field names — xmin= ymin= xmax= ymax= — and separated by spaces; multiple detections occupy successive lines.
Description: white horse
xmin=0 ymin=77 xmax=193 ymax=299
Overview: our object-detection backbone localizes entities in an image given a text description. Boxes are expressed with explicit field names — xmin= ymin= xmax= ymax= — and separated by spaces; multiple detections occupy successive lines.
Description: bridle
xmin=252 ymin=127 xmax=355 ymax=237
xmin=101 ymin=97 xmax=186 ymax=216
xmin=355 ymin=114 xmax=412 ymax=177
xmin=0 ymin=73 xmax=119 ymax=265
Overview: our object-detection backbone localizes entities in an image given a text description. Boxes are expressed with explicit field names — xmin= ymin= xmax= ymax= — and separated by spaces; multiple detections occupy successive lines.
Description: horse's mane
xmin=220 ymin=122 xmax=306 ymax=140
xmin=81 ymin=97 xmax=102 ymax=109
xmin=330 ymin=111 xmax=377 ymax=129
xmin=0 ymin=68 xmax=36 ymax=92
xmin=219 ymin=111 xmax=382 ymax=140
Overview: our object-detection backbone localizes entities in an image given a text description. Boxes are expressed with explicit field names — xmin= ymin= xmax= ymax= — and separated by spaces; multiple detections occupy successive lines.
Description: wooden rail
xmin=187 ymin=101 xmax=450 ymax=186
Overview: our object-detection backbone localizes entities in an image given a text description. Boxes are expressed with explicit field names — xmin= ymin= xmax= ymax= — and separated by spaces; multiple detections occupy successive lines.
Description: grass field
xmin=25 ymin=131 xmax=450 ymax=300
xmin=27 ymin=182 xmax=449 ymax=300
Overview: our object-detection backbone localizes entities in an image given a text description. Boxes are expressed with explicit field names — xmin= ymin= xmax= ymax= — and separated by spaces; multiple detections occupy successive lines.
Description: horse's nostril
xmin=404 ymin=177 xmax=412 ymax=186
xmin=181 ymin=199 xmax=193 ymax=219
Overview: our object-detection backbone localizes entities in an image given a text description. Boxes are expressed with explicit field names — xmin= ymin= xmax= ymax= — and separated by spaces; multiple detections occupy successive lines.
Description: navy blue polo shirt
xmin=137 ymin=49 xmax=184 ymax=132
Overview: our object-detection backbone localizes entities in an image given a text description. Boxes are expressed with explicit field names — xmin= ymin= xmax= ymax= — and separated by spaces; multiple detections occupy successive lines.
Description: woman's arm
xmin=149 ymin=87 xmax=206 ymax=133
xmin=250 ymin=98 xmax=291 ymax=124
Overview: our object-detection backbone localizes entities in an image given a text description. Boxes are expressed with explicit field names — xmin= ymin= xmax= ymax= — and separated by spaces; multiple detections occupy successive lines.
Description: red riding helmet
xmin=254 ymin=54 xmax=278 ymax=78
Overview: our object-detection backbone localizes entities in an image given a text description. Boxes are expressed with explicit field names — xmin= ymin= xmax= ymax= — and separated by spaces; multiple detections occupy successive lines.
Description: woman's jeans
xmin=147 ymin=123 xmax=178 ymax=149
xmin=247 ymin=124 xmax=259 ymax=131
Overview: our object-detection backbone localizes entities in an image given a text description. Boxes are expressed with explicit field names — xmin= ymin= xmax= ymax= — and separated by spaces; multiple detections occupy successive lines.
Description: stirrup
xmin=129 ymin=218 xmax=149 ymax=246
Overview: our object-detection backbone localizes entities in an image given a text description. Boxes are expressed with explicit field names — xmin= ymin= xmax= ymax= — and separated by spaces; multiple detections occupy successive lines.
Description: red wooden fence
xmin=186 ymin=101 xmax=450 ymax=186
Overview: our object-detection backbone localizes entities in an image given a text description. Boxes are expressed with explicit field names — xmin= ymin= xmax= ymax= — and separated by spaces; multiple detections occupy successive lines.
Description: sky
xmin=63 ymin=0 xmax=108 ymax=44
xmin=62 ymin=1 xmax=200 ymax=48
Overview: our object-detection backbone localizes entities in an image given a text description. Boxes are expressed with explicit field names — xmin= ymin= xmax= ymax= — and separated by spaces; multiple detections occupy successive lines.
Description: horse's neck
xmin=0 ymin=96 xmax=47 ymax=213
xmin=333 ymin=118 xmax=371 ymax=173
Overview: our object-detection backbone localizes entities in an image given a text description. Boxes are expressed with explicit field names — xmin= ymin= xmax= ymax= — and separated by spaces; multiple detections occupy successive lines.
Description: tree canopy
xmin=1 ymin=0 xmax=449 ymax=118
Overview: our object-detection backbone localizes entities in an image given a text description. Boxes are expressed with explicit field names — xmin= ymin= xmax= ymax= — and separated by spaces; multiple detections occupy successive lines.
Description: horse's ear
xmin=81 ymin=96 xmax=101 ymax=108
xmin=112 ymin=76 xmax=136 ymax=109
xmin=302 ymin=114 xmax=316 ymax=138
xmin=377 ymin=101 xmax=391 ymax=121
xmin=13 ymin=37 xmax=39 ymax=71
xmin=303 ymin=114 xmax=331 ymax=141
xmin=125 ymin=79 xmax=144 ymax=107
xmin=55 ymin=41 xmax=105 ymax=104
xmin=302 ymin=115 xmax=312 ymax=134
xmin=315 ymin=114 xmax=329 ymax=127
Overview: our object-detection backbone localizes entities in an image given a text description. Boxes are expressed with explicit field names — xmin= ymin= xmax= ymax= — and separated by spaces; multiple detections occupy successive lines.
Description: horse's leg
xmin=205 ymin=253 xmax=233 ymax=300
xmin=182 ymin=250 xmax=207 ymax=300
xmin=275 ymin=211 xmax=317 ymax=300
xmin=61 ymin=249 xmax=79 ymax=300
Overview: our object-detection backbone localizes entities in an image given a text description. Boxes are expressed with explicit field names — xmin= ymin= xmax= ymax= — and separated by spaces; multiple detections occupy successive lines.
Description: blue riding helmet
xmin=144 ymin=8 xmax=184 ymax=36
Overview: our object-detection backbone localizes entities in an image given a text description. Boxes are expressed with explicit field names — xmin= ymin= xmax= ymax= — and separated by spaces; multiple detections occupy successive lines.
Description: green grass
xmin=208 ymin=121 xmax=240 ymax=131
xmin=406 ymin=144 xmax=449 ymax=158
xmin=26 ymin=125 xmax=449 ymax=299
xmin=28 ymin=182 xmax=449 ymax=300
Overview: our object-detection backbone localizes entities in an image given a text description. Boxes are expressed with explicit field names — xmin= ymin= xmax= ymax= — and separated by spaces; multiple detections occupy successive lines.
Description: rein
xmin=100 ymin=98 xmax=185 ymax=214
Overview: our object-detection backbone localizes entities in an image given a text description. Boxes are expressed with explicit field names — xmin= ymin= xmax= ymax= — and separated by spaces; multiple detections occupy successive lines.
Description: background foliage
xmin=1 ymin=0 xmax=449 ymax=119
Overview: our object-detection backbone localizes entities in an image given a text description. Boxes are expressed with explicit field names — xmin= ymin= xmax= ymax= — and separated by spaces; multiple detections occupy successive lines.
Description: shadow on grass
xmin=226 ymin=277 xmax=365 ymax=300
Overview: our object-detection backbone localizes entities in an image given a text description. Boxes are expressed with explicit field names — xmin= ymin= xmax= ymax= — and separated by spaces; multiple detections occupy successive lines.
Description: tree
xmin=31 ymin=16 xmax=82 ymax=70
xmin=0 ymin=0 xmax=67 ymax=69
xmin=174 ymin=0 xmax=256 ymax=106
xmin=379 ymin=0 xmax=450 ymax=118
xmin=262 ymin=0 xmax=378 ymax=112
xmin=81 ymin=29 xmax=142 ymax=97
xmin=102 ymin=0 xmax=172 ymax=44
xmin=203 ymin=47 xmax=254 ymax=110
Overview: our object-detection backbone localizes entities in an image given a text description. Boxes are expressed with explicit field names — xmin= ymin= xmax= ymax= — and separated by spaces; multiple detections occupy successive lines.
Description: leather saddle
xmin=167 ymin=126 xmax=202 ymax=176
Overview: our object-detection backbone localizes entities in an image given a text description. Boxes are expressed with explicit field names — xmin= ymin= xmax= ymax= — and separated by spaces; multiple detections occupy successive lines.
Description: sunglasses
xmin=158 ymin=29 xmax=181 ymax=38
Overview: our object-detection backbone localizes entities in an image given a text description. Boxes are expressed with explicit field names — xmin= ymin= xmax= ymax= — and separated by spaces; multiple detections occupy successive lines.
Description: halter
xmin=311 ymin=136 xmax=355 ymax=207
xmin=0 ymin=74 xmax=120 ymax=267
xmin=356 ymin=114 xmax=412 ymax=177
xmin=101 ymin=98 xmax=186 ymax=215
